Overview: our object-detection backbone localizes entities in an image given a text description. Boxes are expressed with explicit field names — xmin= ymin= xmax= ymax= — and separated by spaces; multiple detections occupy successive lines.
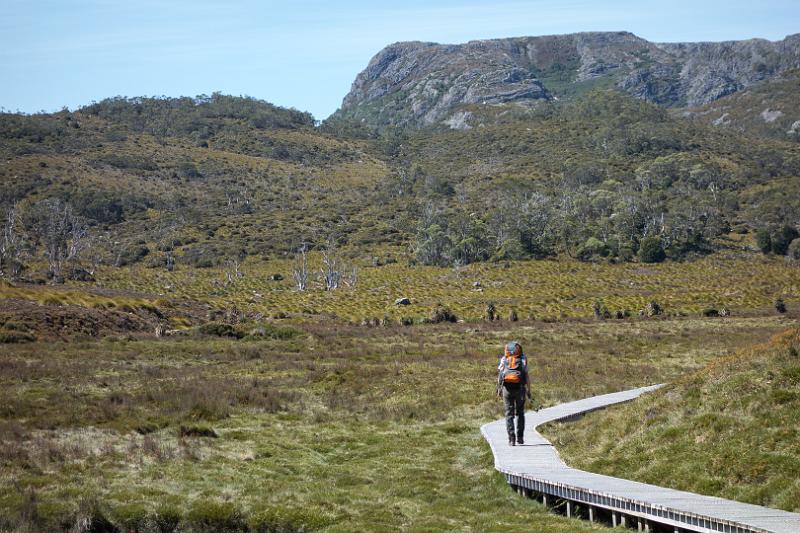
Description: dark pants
xmin=503 ymin=384 xmax=525 ymax=441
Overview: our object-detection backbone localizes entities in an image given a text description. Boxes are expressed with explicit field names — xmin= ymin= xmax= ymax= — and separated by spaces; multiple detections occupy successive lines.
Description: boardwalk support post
xmin=612 ymin=512 xmax=617 ymax=527
xmin=588 ymin=506 xmax=594 ymax=523
xmin=566 ymin=500 xmax=571 ymax=518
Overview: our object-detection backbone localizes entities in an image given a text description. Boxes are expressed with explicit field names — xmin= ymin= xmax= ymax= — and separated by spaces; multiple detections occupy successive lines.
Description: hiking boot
xmin=508 ymin=437 xmax=516 ymax=446
xmin=517 ymin=437 xmax=524 ymax=445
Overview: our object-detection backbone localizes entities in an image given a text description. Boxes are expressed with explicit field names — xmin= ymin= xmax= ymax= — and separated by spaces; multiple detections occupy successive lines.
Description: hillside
xmin=544 ymin=328 xmax=800 ymax=512
xmin=0 ymin=94 xmax=404 ymax=266
xmin=385 ymin=90 xmax=800 ymax=265
xmin=333 ymin=32 xmax=800 ymax=129
xmin=3 ymin=89 xmax=800 ymax=284
xmin=679 ymin=69 xmax=800 ymax=141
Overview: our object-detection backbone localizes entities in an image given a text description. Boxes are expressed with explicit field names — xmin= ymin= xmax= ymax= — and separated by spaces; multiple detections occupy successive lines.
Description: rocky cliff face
xmin=678 ymin=68 xmax=800 ymax=141
xmin=335 ymin=32 xmax=800 ymax=129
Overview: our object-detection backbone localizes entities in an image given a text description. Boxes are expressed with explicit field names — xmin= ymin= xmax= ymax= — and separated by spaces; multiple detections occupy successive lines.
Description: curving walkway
xmin=481 ymin=385 xmax=800 ymax=533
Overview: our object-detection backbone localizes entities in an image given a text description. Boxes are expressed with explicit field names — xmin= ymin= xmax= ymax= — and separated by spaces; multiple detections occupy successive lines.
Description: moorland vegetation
xmin=1 ymin=34 xmax=800 ymax=530
xmin=0 ymin=315 xmax=793 ymax=530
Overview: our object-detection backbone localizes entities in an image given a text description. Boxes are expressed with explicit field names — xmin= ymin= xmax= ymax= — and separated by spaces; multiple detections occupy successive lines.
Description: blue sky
xmin=2 ymin=0 xmax=798 ymax=119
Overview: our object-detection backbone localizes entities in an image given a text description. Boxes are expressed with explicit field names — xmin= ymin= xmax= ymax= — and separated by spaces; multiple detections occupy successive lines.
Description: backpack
xmin=502 ymin=352 xmax=526 ymax=384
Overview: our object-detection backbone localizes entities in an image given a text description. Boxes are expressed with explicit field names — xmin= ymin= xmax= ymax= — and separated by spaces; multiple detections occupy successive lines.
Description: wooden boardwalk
xmin=481 ymin=385 xmax=800 ymax=533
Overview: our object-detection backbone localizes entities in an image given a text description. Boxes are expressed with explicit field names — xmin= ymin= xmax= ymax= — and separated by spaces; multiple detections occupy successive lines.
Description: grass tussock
xmin=89 ymin=253 xmax=800 ymax=324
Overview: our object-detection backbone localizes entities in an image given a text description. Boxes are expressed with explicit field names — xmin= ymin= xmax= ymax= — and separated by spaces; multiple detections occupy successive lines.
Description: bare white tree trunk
xmin=292 ymin=244 xmax=309 ymax=291
xmin=320 ymin=245 xmax=341 ymax=290
xmin=0 ymin=206 xmax=24 ymax=279
xmin=224 ymin=258 xmax=243 ymax=285
xmin=67 ymin=221 xmax=88 ymax=265
xmin=29 ymin=199 xmax=87 ymax=281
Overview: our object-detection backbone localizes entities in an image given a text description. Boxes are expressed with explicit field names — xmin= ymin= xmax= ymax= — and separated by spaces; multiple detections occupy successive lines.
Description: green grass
xmin=542 ymin=328 xmax=800 ymax=512
xmin=0 ymin=315 xmax=793 ymax=530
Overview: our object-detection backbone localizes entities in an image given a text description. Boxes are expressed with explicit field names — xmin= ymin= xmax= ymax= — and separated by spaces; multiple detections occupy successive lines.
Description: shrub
xmin=0 ymin=330 xmax=36 ymax=343
xmin=643 ymin=301 xmax=663 ymax=317
xmin=771 ymin=226 xmax=799 ymax=255
xmin=788 ymin=238 xmax=800 ymax=261
xmin=576 ymin=237 xmax=609 ymax=262
xmin=198 ymin=323 xmax=243 ymax=339
xmin=617 ymin=245 xmax=635 ymax=262
xmin=429 ymin=305 xmax=457 ymax=323
xmin=68 ymin=268 xmax=95 ymax=282
xmin=116 ymin=246 xmax=149 ymax=266
xmin=755 ymin=228 xmax=772 ymax=254
xmin=702 ymin=307 xmax=719 ymax=317
xmin=485 ymin=302 xmax=497 ymax=321
xmin=176 ymin=161 xmax=201 ymax=180
xmin=147 ymin=255 xmax=169 ymax=269
xmin=508 ymin=309 xmax=518 ymax=322
xmin=71 ymin=189 xmax=126 ymax=224
xmin=592 ymin=301 xmax=611 ymax=320
xmin=775 ymin=298 xmax=787 ymax=314
xmin=183 ymin=251 xmax=215 ymax=268
xmin=0 ymin=258 xmax=25 ymax=280
xmin=638 ymin=236 xmax=666 ymax=263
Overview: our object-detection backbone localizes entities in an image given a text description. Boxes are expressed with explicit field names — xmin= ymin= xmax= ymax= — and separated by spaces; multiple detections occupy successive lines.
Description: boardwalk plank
xmin=481 ymin=385 xmax=800 ymax=533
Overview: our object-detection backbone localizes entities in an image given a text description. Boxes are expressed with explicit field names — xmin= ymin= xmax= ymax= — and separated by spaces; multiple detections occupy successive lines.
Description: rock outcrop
xmin=334 ymin=31 xmax=800 ymax=129
xmin=678 ymin=68 xmax=800 ymax=140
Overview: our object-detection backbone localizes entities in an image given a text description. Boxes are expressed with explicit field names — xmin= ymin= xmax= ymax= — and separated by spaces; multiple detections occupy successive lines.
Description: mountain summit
xmin=333 ymin=31 xmax=800 ymax=128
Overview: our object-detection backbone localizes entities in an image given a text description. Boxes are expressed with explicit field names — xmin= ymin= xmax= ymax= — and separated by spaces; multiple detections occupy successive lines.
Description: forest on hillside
xmin=1 ymin=89 xmax=800 ymax=286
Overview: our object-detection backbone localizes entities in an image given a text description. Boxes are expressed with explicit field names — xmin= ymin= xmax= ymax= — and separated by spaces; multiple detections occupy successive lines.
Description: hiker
xmin=496 ymin=340 xmax=532 ymax=446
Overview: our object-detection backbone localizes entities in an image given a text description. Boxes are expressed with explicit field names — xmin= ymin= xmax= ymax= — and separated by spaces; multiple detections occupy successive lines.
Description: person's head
xmin=505 ymin=341 xmax=522 ymax=357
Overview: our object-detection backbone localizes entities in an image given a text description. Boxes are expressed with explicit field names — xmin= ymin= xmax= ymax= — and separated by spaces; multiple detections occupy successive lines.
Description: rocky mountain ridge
xmin=678 ymin=69 xmax=800 ymax=141
xmin=334 ymin=31 xmax=800 ymax=129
